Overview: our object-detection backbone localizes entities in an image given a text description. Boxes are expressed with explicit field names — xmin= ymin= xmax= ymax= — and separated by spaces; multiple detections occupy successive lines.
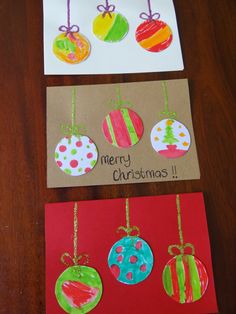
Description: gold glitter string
xmin=61 ymin=202 xmax=89 ymax=267
xmin=168 ymin=195 xmax=195 ymax=256
xmin=117 ymin=198 xmax=140 ymax=237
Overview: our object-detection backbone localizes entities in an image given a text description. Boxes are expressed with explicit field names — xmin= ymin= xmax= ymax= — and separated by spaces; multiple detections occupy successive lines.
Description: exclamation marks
xmin=172 ymin=165 xmax=178 ymax=179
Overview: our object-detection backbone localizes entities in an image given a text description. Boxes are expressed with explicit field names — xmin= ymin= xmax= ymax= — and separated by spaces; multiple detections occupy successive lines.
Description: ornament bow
xmin=61 ymin=252 xmax=89 ymax=267
xmin=61 ymin=123 xmax=86 ymax=138
xmin=97 ymin=1 xmax=115 ymax=18
xmin=139 ymin=11 xmax=160 ymax=21
xmin=117 ymin=225 xmax=140 ymax=237
xmin=140 ymin=0 xmax=160 ymax=21
xmin=108 ymin=87 xmax=133 ymax=110
xmin=116 ymin=199 xmax=140 ymax=238
xmin=59 ymin=24 xmax=80 ymax=35
xmin=168 ymin=243 xmax=195 ymax=256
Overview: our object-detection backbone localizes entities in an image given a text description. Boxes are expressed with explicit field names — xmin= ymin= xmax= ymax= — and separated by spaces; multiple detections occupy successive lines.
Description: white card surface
xmin=43 ymin=0 xmax=184 ymax=75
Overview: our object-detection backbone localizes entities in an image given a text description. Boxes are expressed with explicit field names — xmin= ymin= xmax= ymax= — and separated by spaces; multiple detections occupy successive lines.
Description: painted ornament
xmin=136 ymin=0 xmax=173 ymax=52
xmin=151 ymin=119 xmax=191 ymax=158
xmin=55 ymin=203 xmax=103 ymax=313
xmin=55 ymin=88 xmax=98 ymax=176
xmin=150 ymin=81 xmax=191 ymax=158
xmin=108 ymin=199 xmax=154 ymax=285
xmin=93 ymin=1 xmax=129 ymax=43
xmin=102 ymin=88 xmax=144 ymax=148
xmin=53 ymin=0 xmax=90 ymax=64
xmin=56 ymin=265 xmax=103 ymax=313
xmin=108 ymin=236 xmax=153 ymax=285
xmin=55 ymin=135 xmax=98 ymax=176
xmin=162 ymin=195 xmax=208 ymax=304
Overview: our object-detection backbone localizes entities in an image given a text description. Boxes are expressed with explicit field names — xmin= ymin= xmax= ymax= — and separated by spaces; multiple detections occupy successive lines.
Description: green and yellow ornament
xmin=93 ymin=0 xmax=129 ymax=43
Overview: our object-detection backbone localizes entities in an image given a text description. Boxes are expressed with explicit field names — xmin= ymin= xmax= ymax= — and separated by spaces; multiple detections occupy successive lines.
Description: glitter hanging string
xmin=160 ymin=81 xmax=177 ymax=119
xmin=61 ymin=87 xmax=86 ymax=140
xmin=61 ymin=202 xmax=89 ymax=267
xmin=168 ymin=195 xmax=195 ymax=256
xmin=117 ymin=198 xmax=140 ymax=237
xmin=108 ymin=87 xmax=133 ymax=110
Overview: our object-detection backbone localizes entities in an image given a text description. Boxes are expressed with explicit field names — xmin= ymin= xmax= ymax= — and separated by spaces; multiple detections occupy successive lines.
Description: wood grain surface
xmin=0 ymin=0 xmax=235 ymax=313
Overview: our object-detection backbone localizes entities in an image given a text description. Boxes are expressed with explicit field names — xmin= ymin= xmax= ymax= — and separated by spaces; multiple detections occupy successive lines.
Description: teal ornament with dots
xmin=108 ymin=199 xmax=154 ymax=285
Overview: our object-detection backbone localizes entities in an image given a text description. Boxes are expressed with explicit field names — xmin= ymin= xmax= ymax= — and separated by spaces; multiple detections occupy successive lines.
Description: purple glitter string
xmin=59 ymin=0 xmax=80 ymax=35
xmin=97 ymin=0 xmax=115 ymax=18
xmin=139 ymin=0 xmax=160 ymax=21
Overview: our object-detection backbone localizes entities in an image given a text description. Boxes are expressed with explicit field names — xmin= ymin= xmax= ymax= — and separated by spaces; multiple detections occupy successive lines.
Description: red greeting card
xmin=45 ymin=193 xmax=218 ymax=314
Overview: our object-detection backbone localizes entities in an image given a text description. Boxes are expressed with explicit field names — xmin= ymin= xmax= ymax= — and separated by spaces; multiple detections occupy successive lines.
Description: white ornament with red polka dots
xmin=55 ymin=135 xmax=98 ymax=176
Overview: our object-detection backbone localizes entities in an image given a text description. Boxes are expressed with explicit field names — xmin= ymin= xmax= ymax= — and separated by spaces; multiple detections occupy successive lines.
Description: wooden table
xmin=0 ymin=0 xmax=235 ymax=313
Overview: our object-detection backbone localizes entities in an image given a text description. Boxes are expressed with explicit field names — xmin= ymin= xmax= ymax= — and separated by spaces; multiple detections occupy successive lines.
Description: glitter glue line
xmin=126 ymin=198 xmax=130 ymax=231
xmin=109 ymin=87 xmax=132 ymax=110
xmin=116 ymin=198 xmax=140 ymax=237
xmin=60 ymin=203 xmax=89 ymax=267
xmin=176 ymin=195 xmax=184 ymax=248
xmin=73 ymin=202 xmax=78 ymax=262
xmin=168 ymin=195 xmax=195 ymax=256
xmin=162 ymin=81 xmax=170 ymax=115
xmin=160 ymin=81 xmax=176 ymax=118
xmin=72 ymin=87 xmax=76 ymax=128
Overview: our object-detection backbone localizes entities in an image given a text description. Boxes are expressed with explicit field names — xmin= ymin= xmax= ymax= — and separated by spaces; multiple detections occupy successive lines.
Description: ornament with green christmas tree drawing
xmin=150 ymin=82 xmax=191 ymax=159
xmin=162 ymin=119 xmax=179 ymax=145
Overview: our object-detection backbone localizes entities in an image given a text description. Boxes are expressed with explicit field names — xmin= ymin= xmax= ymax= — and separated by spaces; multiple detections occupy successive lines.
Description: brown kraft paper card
xmin=47 ymin=79 xmax=200 ymax=187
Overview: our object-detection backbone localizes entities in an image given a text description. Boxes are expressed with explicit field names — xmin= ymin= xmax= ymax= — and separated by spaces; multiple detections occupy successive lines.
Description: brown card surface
xmin=47 ymin=79 xmax=200 ymax=187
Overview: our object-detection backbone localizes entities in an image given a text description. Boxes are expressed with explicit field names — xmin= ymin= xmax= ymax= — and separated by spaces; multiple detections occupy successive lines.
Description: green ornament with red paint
xmin=162 ymin=195 xmax=209 ymax=304
xmin=55 ymin=203 xmax=103 ymax=313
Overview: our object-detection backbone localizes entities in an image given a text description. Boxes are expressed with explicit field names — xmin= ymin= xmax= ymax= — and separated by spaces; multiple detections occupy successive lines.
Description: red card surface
xmin=45 ymin=193 xmax=218 ymax=314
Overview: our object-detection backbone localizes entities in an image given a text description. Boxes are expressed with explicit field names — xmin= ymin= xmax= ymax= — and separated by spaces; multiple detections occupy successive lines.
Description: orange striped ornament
xmin=136 ymin=20 xmax=173 ymax=52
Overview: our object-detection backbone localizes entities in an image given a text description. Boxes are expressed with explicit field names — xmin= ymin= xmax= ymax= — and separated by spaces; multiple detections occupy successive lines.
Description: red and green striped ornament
xmin=162 ymin=195 xmax=209 ymax=304
xmin=102 ymin=87 xmax=144 ymax=148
